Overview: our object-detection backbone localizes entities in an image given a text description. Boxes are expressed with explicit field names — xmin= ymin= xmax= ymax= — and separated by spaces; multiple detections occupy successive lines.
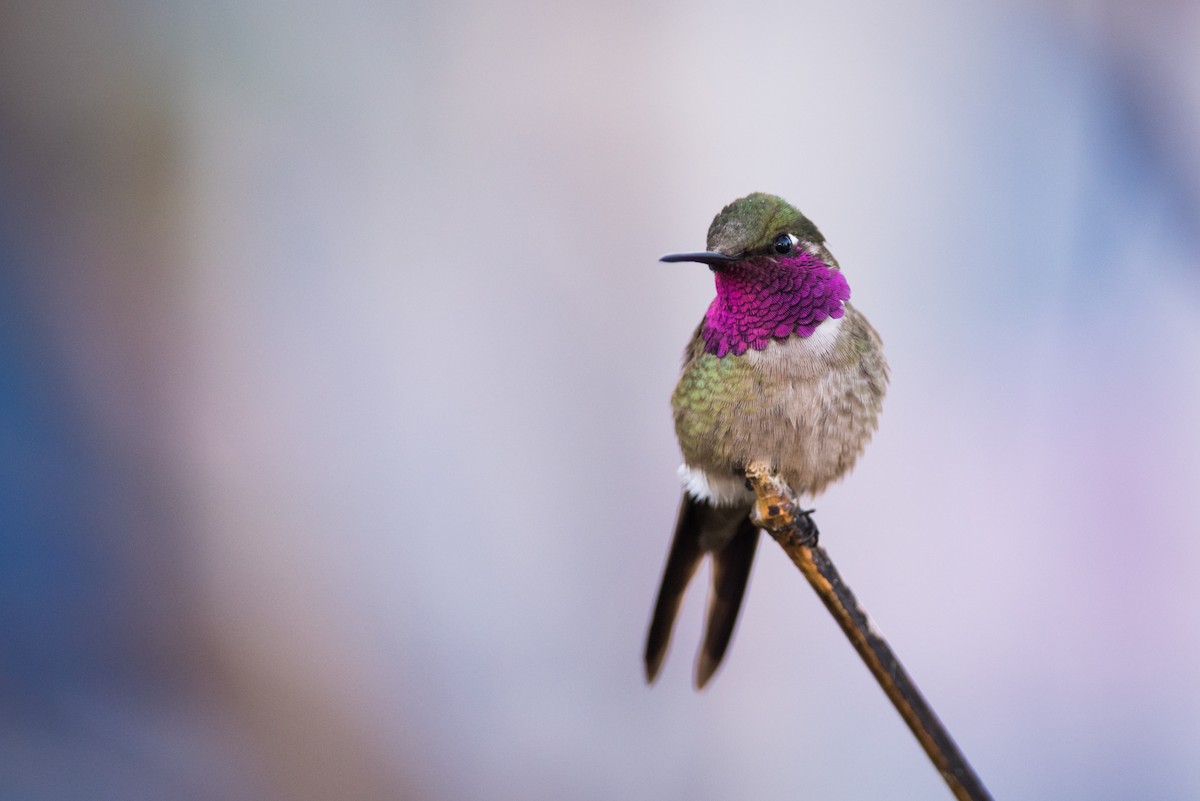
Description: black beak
xmin=660 ymin=251 xmax=739 ymax=267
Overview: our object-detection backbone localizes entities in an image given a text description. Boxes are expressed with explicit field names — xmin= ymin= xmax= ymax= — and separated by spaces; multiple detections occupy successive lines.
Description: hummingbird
xmin=645 ymin=192 xmax=888 ymax=689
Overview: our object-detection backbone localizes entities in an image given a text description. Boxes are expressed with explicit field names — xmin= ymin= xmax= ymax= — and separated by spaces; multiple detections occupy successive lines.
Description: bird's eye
xmin=773 ymin=233 xmax=798 ymax=255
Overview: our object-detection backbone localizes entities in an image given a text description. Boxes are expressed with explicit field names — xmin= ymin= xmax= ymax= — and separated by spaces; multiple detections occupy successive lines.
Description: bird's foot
xmin=744 ymin=463 xmax=819 ymax=548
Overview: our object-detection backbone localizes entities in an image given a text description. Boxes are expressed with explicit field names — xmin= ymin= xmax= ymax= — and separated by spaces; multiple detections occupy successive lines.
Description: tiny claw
xmin=792 ymin=508 xmax=819 ymax=547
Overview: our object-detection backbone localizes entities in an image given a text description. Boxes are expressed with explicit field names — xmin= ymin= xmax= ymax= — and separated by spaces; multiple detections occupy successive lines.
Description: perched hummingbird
xmin=645 ymin=192 xmax=888 ymax=689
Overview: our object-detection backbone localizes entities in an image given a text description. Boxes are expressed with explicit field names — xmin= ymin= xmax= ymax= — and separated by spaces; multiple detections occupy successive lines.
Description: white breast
xmin=742 ymin=315 xmax=843 ymax=379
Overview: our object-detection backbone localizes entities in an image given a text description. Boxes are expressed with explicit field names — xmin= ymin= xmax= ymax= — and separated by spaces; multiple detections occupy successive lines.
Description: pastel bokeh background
xmin=3 ymin=1 xmax=1199 ymax=799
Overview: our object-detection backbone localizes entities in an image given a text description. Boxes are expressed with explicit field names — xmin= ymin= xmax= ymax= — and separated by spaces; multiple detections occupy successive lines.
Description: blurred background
xmin=2 ymin=1 xmax=1199 ymax=799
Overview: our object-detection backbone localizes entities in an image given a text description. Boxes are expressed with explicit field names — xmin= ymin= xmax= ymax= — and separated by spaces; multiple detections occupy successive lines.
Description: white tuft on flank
xmin=678 ymin=464 xmax=754 ymax=506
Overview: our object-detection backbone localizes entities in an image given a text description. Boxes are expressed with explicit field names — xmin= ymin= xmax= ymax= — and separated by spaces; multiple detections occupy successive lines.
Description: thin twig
xmin=744 ymin=463 xmax=994 ymax=801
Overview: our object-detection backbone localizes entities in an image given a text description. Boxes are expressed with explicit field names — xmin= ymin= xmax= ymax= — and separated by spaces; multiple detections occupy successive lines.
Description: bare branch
xmin=744 ymin=462 xmax=994 ymax=801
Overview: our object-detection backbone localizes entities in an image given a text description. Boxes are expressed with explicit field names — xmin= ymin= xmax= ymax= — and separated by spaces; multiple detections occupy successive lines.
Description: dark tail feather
xmin=644 ymin=497 xmax=707 ymax=683
xmin=695 ymin=518 xmax=759 ymax=689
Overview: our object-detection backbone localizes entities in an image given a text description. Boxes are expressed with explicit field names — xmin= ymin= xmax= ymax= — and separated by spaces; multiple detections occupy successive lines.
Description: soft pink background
xmin=2 ymin=2 xmax=1199 ymax=799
